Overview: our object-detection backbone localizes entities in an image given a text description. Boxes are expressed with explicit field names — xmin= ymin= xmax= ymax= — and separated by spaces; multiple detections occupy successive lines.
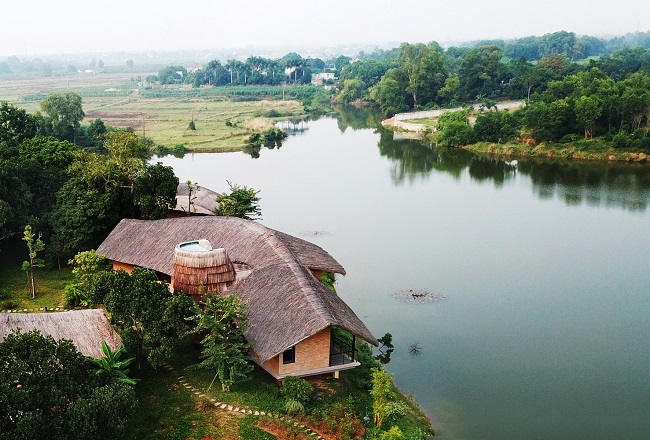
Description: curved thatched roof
xmin=0 ymin=309 xmax=122 ymax=358
xmin=96 ymin=217 xmax=376 ymax=361
xmin=173 ymin=182 xmax=220 ymax=215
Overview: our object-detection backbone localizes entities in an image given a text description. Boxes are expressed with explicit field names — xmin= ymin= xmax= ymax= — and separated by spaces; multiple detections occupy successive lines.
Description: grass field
xmin=0 ymin=72 xmax=307 ymax=151
xmin=0 ymin=237 xmax=70 ymax=310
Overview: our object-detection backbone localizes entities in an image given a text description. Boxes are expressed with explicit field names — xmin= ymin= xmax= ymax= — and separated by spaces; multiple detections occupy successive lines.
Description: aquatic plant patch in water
xmin=391 ymin=288 xmax=445 ymax=304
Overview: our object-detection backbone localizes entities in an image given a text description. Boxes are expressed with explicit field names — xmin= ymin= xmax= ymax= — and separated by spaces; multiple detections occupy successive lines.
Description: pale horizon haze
xmin=1 ymin=0 xmax=649 ymax=57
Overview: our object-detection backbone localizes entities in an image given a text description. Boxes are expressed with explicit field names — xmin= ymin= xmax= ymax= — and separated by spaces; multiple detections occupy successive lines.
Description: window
xmin=282 ymin=346 xmax=295 ymax=364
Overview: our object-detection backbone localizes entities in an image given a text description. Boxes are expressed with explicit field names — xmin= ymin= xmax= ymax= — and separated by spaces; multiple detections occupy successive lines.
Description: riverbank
xmin=462 ymin=140 xmax=649 ymax=162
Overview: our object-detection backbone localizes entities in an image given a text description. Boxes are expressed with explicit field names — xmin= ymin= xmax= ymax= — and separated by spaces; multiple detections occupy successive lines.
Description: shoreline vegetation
xmin=382 ymin=115 xmax=650 ymax=163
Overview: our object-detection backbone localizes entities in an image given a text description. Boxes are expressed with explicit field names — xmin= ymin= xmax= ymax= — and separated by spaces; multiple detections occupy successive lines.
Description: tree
xmin=49 ymin=151 xmax=132 ymax=263
xmin=133 ymin=162 xmax=178 ymax=220
xmin=64 ymin=250 xmax=110 ymax=308
xmin=102 ymin=268 xmax=195 ymax=369
xmin=370 ymin=69 xmax=409 ymax=116
xmin=0 ymin=102 xmax=37 ymax=153
xmin=21 ymin=225 xmax=45 ymax=298
xmin=574 ymin=95 xmax=602 ymax=139
xmin=14 ymin=137 xmax=78 ymax=233
xmin=87 ymin=118 xmax=107 ymax=149
xmin=0 ymin=329 xmax=137 ymax=440
xmin=371 ymin=367 xmax=394 ymax=429
xmin=191 ymin=293 xmax=253 ymax=392
xmin=397 ymin=43 xmax=447 ymax=107
xmin=458 ymin=45 xmax=507 ymax=100
xmin=102 ymin=131 xmax=151 ymax=194
xmin=158 ymin=65 xmax=186 ymax=84
xmin=215 ymin=181 xmax=262 ymax=220
xmin=40 ymin=92 xmax=85 ymax=143
xmin=184 ymin=180 xmax=200 ymax=213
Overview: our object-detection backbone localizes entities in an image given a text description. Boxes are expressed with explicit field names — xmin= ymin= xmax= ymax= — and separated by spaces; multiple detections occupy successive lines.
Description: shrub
xmin=2 ymin=299 xmax=18 ymax=310
xmin=612 ymin=133 xmax=631 ymax=149
xmin=284 ymin=398 xmax=305 ymax=415
xmin=281 ymin=376 xmax=313 ymax=404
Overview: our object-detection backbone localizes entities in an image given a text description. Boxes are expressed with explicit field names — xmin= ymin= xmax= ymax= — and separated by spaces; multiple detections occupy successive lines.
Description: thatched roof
xmin=97 ymin=216 xmax=377 ymax=361
xmin=0 ymin=309 xmax=122 ymax=358
xmin=173 ymin=182 xmax=220 ymax=215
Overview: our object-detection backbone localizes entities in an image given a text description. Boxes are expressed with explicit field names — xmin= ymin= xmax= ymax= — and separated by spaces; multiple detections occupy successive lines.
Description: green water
xmin=158 ymin=110 xmax=650 ymax=440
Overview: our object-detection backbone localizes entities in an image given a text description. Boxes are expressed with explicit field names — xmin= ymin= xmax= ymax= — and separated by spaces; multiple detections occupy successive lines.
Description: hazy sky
xmin=1 ymin=0 xmax=649 ymax=56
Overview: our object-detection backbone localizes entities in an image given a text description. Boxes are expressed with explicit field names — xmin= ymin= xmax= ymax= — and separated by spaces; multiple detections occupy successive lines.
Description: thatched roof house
xmin=97 ymin=216 xmax=378 ymax=379
xmin=171 ymin=182 xmax=220 ymax=216
xmin=0 ymin=309 xmax=122 ymax=358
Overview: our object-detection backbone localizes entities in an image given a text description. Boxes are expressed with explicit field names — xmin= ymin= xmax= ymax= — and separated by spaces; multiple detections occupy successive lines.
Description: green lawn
xmin=0 ymin=237 xmax=70 ymax=310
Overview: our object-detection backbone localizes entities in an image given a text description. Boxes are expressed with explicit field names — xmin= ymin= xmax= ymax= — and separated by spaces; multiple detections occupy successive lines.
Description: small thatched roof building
xmin=97 ymin=216 xmax=378 ymax=379
xmin=0 ymin=309 xmax=122 ymax=358
xmin=171 ymin=182 xmax=220 ymax=216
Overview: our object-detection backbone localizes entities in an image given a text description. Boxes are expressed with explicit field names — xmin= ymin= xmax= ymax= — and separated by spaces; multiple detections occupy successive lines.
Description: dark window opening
xmin=282 ymin=346 xmax=295 ymax=364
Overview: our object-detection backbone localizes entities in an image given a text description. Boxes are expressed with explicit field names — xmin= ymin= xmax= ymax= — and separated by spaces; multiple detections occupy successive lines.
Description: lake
xmin=157 ymin=108 xmax=650 ymax=440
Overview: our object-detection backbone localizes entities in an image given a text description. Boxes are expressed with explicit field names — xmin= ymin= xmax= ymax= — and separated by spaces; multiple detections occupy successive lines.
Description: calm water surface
xmin=157 ymin=110 xmax=650 ymax=440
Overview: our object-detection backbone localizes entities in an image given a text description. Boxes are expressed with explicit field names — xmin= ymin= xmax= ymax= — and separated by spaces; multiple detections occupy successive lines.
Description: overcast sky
xmin=1 ymin=0 xmax=649 ymax=57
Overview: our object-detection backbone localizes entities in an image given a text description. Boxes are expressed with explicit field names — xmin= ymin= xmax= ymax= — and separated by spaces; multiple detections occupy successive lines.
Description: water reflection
xmin=333 ymin=106 xmax=650 ymax=211
xmin=519 ymin=160 xmax=650 ymax=211
xmin=333 ymin=104 xmax=384 ymax=132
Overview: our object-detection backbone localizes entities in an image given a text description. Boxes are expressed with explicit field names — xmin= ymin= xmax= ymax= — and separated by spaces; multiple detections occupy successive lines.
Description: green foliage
xmin=22 ymin=225 xmax=45 ymax=298
xmin=49 ymin=150 xmax=132 ymax=262
xmin=435 ymin=110 xmax=475 ymax=147
xmin=69 ymin=250 xmax=109 ymax=285
xmin=154 ymin=143 xmax=187 ymax=158
xmin=88 ymin=341 xmax=139 ymax=386
xmin=321 ymin=271 xmax=336 ymax=291
xmin=371 ymin=367 xmax=394 ymax=429
xmin=39 ymin=92 xmax=85 ymax=142
xmin=377 ymin=426 xmax=404 ymax=440
xmin=191 ymin=293 xmax=254 ymax=392
xmin=283 ymin=398 xmax=305 ymax=415
xmin=378 ymin=333 xmax=394 ymax=350
xmin=280 ymin=376 xmax=313 ymax=404
xmin=0 ymin=329 xmax=137 ymax=440
xmin=64 ymin=250 xmax=109 ymax=308
xmin=474 ymin=111 xmax=520 ymax=143
xmin=0 ymin=102 xmax=37 ymax=152
xmin=215 ymin=181 xmax=262 ymax=220
xmin=102 ymin=268 xmax=195 ymax=369
xmin=133 ymin=162 xmax=178 ymax=220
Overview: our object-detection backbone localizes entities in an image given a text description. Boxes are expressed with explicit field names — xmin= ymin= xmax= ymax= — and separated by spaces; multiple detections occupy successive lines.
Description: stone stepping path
xmin=162 ymin=364 xmax=325 ymax=440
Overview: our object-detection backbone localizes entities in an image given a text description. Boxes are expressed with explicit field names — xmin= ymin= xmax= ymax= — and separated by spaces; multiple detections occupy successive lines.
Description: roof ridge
xmin=236 ymin=220 xmax=336 ymax=324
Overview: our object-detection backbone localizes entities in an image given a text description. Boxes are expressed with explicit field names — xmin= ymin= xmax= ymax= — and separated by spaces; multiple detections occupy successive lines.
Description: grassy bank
xmin=462 ymin=139 xmax=649 ymax=162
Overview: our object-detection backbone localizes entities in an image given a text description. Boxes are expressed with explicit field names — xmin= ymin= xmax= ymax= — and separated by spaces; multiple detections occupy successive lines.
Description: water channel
xmin=157 ymin=108 xmax=650 ymax=440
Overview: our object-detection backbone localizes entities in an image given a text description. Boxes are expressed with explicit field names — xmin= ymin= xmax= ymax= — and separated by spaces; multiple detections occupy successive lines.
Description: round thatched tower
xmin=172 ymin=239 xmax=236 ymax=300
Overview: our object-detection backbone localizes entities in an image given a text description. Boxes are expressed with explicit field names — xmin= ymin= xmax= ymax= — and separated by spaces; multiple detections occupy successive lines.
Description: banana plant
xmin=89 ymin=341 xmax=139 ymax=386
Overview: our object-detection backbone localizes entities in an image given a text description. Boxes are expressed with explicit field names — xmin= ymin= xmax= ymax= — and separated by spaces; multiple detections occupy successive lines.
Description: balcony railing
xmin=330 ymin=332 xmax=356 ymax=367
